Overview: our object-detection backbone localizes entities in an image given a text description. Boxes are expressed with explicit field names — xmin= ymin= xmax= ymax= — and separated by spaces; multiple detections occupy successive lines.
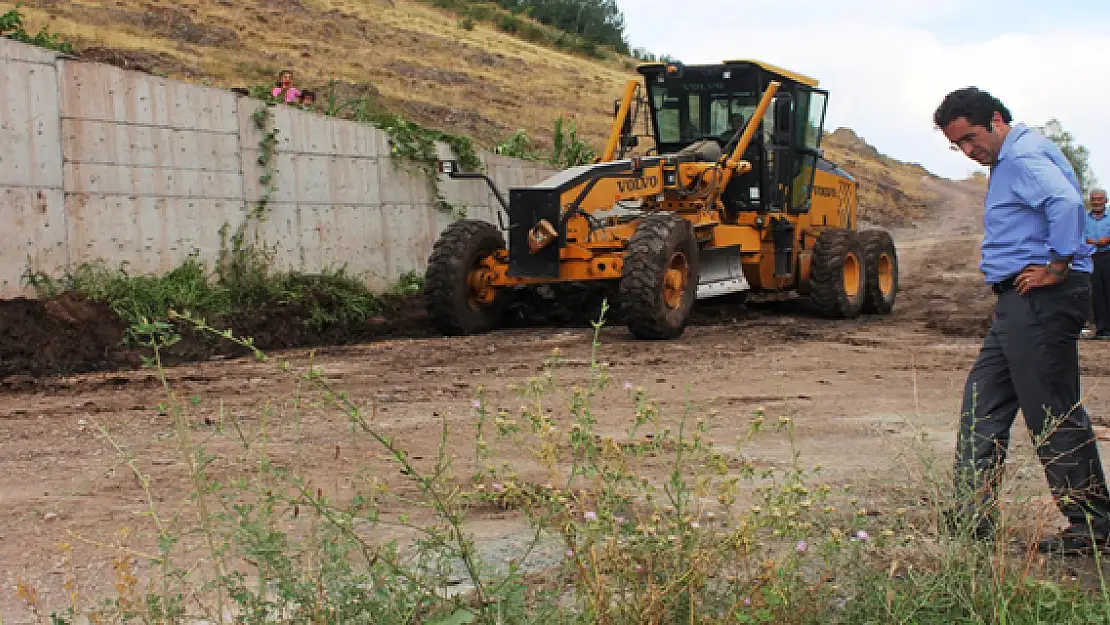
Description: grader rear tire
xmin=859 ymin=229 xmax=898 ymax=314
xmin=424 ymin=220 xmax=508 ymax=336
xmin=808 ymin=229 xmax=866 ymax=319
xmin=619 ymin=213 xmax=699 ymax=340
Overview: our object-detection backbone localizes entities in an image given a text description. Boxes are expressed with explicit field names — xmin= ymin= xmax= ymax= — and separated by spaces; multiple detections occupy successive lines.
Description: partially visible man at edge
xmin=935 ymin=86 xmax=1110 ymax=555
xmin=1085 ymin=188 xmax=1110 ymax=338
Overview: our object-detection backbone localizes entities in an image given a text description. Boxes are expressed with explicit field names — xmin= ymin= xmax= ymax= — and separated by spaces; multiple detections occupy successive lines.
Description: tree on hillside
xmin=495 ymin=0 xmax=629 ymax=52
xmin=1035 ymin=118 xmax=1099 ymax=198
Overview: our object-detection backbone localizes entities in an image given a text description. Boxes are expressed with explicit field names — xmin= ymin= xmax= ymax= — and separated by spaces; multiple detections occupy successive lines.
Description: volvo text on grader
xmin=423 ymin=59 xmax=899 ymax=339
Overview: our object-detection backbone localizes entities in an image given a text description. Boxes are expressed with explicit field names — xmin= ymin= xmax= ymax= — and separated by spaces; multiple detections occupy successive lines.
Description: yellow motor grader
xmin=424 ymin=59 xmax=898 ymax=339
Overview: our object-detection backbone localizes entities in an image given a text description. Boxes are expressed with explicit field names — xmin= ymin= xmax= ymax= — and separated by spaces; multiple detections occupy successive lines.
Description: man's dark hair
xmin=934 ymin=87 xmax=1012 ymax=130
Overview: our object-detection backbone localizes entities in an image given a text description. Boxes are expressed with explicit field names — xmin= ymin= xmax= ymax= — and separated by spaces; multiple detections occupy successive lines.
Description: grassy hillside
xmin=6 ymin=0 xmax=961 ymax=226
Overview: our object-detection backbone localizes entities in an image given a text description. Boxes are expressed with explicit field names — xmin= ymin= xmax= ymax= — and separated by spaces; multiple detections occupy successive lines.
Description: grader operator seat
xmin=674 ymin=139 xmax=723 ymax=164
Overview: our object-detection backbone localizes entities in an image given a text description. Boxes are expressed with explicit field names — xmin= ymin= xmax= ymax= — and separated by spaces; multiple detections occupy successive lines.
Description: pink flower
xmin=584 ymin=511 xmax=598 ymax=521
xmin=623 ymin=381 xmax=634 ymax=391
xmin=472 ymin=400 xmax=481 ymax=409
xmin=855 ymin=530 xmax=870 ymax=541
xmin=795 ymin=540 xmax=808 ymax=553
xmin=492 ymin=482 xmax=504 ymax=492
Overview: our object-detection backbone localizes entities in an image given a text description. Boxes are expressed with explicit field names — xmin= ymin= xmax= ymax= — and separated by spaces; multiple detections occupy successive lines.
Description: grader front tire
xmin=859 ymin=229 xmax=899 ymax=314
xmin=619 ymin=213 xmax=699 ymax=340
xmin=424 ymin=220 xmax=508 ymax=336
xmin=808 ymin=229 xmax=866 ymax=319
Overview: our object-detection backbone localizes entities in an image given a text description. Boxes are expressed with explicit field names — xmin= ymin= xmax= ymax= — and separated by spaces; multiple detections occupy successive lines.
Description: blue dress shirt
xmin=980 ymin=123 xmax=1093 ymax=284
xmin=1084 ymin=211 xmax=1110 ymax=253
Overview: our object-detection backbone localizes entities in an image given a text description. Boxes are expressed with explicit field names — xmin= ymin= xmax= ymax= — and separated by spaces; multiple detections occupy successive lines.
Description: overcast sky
xmin=621 ymin=0 xmax=1110 ymax=186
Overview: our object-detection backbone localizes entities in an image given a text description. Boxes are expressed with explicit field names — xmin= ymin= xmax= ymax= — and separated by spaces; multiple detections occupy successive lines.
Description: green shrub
xmin=0 ymin=7 xmax=75 ymax=53
xmin=496 ymin=13 xmax=522 ymax=34
xmin=549 ymin=116 xmax=595 ymax=168
xmin=495 ymin=129 xmax=538 ymax=160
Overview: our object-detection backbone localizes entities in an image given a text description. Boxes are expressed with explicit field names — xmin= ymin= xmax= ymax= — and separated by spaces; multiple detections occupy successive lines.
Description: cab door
xmin=789 ymin=88 xmax=828 ymax=213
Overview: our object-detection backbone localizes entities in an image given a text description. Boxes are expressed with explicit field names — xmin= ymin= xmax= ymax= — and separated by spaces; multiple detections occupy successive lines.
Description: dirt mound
xmin=0 ymin=293 xmax=435 ymax=381
xmin=155 ymin=294 xmax=436 ymax=367
xmin=0 ymin=293 xmax=134 ymax=380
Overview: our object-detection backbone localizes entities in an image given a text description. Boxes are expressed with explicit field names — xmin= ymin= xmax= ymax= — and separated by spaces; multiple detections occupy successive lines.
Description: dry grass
xmin=7 ymin=0 xmax=947 ymax=224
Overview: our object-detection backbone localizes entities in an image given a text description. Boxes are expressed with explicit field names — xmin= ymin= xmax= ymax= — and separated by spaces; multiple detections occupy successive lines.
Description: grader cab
xmin=424 ymin=59 xmax=898 ymax=339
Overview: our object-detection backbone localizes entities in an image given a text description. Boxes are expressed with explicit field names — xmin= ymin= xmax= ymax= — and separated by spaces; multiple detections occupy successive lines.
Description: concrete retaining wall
xmin=0 ymin=39 xmax=67 ymax=295
xmin=0 ymin=38 xmax=553 ymax=297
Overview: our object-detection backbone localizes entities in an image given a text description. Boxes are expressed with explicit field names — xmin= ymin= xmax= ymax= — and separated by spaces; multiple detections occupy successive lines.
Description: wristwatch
xmin=1046 ymin=262 xmax=1069 ymax=279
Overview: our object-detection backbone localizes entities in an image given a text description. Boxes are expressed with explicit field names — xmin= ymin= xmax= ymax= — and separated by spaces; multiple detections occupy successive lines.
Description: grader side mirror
xmin=437 ymin=159 xmax=458 ymax=177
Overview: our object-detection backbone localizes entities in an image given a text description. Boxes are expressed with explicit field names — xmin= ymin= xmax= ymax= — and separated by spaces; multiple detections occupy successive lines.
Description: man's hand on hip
xmin=1016 ymin=264 xmax=1066 ymax=294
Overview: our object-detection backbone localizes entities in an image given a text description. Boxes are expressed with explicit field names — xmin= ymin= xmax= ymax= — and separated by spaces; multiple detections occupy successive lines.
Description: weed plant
xmin=496 ymin=117 xmax=595 ymax=167
xmin=1 ymin=6 xmax=74 ymax=53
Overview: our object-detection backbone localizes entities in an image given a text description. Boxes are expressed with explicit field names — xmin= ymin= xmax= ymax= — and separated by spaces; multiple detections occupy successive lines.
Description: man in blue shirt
xmin=1085 ymin=188 xmax=1110 ymax=337
xmin=935 ymin=87 xmax=1110 ymax=556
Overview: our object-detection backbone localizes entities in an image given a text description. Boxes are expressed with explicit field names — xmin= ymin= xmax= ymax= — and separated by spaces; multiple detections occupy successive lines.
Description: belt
xmin=991 ymin=270 xmax=1091 ymax=295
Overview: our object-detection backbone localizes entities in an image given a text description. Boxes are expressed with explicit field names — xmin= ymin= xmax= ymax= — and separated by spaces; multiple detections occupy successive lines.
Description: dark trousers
xmin=955 ymin=272 xmax=1110 ymax=533
xmin=1092 ymin=252 xmax=1110 ymax=334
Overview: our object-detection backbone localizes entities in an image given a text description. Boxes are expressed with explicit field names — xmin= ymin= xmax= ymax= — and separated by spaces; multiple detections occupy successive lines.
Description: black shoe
xmin=1036 ymin=525 xmax=1110 ymax=556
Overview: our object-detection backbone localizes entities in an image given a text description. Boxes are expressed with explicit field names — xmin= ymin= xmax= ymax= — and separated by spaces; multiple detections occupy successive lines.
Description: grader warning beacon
xmin=424 ymin=59 xmax=898 ymax=339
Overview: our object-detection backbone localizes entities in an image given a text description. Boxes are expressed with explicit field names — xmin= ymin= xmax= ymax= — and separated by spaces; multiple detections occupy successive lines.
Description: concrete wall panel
xmin=62 ymin=120 xmax=241 ymax=172
xmin=63 ymin=164 xmax=242 ymax=199
xmin=0 ymin=44 xmax=63 ymax=188
xmin=60 ymin=61 xmax=237 ymax=131
xmin=0 ymin=188 xmax=67 ymax=294
xmin=0 ymin=40 xmax=65 ymax=297
xmin=65 ymin=194 xmax=244 ymax=273
xmin=381 ymin=204 xmax=438 ymax=279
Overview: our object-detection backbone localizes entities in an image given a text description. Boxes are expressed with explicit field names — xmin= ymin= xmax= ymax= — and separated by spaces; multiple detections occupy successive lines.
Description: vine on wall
xmin=216 ymin=104 xmax=281 ymax=285
xmin=249 ymin=105 xmax=280 ymax=220
xmin=353 ymin=108 xmax=482 ymax=217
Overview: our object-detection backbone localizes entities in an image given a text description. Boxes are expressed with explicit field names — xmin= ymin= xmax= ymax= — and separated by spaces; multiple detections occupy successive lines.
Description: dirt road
xmin=6 ymin=178 xmax=1110 ymax=620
